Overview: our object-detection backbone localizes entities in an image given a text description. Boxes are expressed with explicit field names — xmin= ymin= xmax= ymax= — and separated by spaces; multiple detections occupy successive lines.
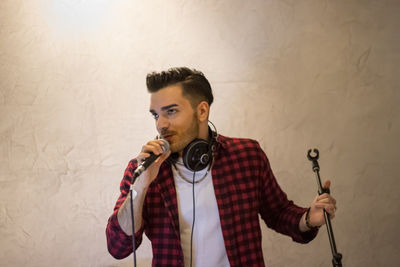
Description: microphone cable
xmin=130 ymin=138 xmax=169 ymax=267
xmin=129 ymin=186 xmax=137 ymax=267
xmin=190 ymin=169 xmax=196 ymax=267
xmin=189 ymin=158 xmax=214 ymax=267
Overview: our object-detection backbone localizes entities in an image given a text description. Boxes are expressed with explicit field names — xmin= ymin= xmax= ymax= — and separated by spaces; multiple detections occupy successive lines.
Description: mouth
xmin=162 ymin=134 xmax=174 ymax=141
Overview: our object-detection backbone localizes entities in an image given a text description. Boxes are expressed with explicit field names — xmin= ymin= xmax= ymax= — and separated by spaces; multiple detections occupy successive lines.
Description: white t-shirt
xmin=172 ymin=160 xmax=230 ymax=267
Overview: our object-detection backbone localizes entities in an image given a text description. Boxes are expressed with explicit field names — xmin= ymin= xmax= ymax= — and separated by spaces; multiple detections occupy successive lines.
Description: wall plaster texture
xmin=0 ymin=0 xmax=399 ymax=266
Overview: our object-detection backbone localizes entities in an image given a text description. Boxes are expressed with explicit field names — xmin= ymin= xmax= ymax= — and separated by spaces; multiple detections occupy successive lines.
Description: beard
xmin=161 ymin=114 xmax=199 ymax=154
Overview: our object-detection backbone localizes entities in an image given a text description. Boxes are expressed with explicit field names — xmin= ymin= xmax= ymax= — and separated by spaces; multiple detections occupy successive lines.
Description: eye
xmin=151 ymin=112 xmax=159 ymax=120
xmin=167 ymin=108 xmax=178 ymax=116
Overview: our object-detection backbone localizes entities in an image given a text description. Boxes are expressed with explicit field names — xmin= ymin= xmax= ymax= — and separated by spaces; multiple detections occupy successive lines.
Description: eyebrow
xmin=149 ymin=104 xmax=179 ymax=114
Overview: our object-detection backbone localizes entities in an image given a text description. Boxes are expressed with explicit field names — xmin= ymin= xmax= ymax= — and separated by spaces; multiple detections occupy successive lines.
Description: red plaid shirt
xmin=106 ymin=134 xmax=318 ymax=266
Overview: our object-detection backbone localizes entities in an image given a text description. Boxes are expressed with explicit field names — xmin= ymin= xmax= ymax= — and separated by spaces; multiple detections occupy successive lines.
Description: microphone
xmin=133 ymin=139 xmax=170 ymax=178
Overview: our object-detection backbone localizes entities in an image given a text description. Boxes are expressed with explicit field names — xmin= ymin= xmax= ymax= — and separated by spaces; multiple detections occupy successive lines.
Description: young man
xmin=106 ymin=67 xmax=337 ymax=266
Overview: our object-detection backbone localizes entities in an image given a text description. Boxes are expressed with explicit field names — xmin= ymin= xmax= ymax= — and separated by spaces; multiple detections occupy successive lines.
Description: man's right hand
xmin=135 ymin=139 xmax=171 ymax=188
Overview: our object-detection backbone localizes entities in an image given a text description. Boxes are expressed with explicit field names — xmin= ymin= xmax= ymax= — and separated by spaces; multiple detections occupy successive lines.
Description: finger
xmin=314 ymin=203 xmax=337 ymax=214
xmin=316 ymin=194 xmax=336 ymax=205
xmin=316 ymin=193 xmax=336 ymax=202
xmin=322 ymin=180 xmax=331 ymax=189
xmin=314 ymin=201 xmax=336 ymax=208
xmin=151 ymin=139 xmax=170 ymax=153
xmin=327 ymin=204 xmax=336 ymax=214
xmin=316 ymin=193 xmax=330 ymax=200
xmin=142 ymin=142 xmax=164 ymax=155
xmin=315 ymin=198 xmax=333 ymax=205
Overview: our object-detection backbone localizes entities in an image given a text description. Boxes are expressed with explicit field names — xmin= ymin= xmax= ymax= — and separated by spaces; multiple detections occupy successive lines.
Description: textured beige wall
xmin=1 ymin=0 xmax=399 ymax=266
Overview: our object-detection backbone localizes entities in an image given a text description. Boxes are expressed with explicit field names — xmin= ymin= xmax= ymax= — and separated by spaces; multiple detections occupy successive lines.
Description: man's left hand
xmin=300 ymin=180 xmax=337 ymax=231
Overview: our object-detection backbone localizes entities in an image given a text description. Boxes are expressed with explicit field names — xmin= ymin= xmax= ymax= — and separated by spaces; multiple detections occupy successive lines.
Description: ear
xmin=196 ymin=101 xmax=210 ymax=122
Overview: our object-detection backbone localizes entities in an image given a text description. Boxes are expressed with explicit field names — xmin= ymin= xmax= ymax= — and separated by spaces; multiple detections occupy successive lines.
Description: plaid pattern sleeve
xmin=257 ymin=148 xmax=319 ymax=243
xmin=106 ymin=159 xmax=146 ymax=259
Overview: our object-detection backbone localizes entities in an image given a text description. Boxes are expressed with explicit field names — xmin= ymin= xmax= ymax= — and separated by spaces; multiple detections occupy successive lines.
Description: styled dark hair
xmin=146 ymin=67 xmax=214 ymax=107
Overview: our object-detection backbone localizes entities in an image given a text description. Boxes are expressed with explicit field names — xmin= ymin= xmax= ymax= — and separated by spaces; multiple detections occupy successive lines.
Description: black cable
xmin=190 ymin=170 xmax=196 ymax=267
xmin=129 ymin=188 xmax=137 ymax=267
xmin=129 ymin=170 xmax=141 ymax=267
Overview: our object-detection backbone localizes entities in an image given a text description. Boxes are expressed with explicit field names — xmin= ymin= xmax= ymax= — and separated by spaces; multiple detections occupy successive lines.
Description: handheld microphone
xmin=133 ymin=139 xmax=170 ymax=178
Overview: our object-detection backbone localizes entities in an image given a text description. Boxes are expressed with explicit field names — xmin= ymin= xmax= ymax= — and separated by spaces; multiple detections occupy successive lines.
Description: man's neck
xmin=198 ymin=122 xmax=210 ymax=141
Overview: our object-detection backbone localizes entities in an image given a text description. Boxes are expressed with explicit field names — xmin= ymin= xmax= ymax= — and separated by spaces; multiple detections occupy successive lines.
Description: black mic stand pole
xmin=307 ymin=149 xmax=343 ymax=267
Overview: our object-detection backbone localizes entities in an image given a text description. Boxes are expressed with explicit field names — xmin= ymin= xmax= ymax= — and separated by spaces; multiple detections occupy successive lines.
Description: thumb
xmin=323 ymin=180 xmax=331 ymax=189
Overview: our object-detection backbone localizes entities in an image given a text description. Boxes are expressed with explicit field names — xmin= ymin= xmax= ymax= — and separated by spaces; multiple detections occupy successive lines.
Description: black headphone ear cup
xmin=183 ymin=139 xmax=210 ymax=172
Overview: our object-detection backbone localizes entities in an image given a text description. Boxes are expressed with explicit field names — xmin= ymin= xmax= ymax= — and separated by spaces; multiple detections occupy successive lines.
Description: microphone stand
xmin=307 ymin=149 xmax=343 ymax=267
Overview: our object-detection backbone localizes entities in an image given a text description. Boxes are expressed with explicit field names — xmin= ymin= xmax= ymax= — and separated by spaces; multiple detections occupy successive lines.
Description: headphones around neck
xmin=168 ymin=121 xmax=218 ymax=172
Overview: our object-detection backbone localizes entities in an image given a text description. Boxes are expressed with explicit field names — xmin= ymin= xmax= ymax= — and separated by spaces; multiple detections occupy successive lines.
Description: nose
xmin=156 ymin=115 xmax=169 ymax=132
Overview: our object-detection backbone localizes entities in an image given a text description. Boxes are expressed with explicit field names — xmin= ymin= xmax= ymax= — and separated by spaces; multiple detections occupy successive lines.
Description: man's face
xmin=149 ymin=84 xmax=199 ymax=154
